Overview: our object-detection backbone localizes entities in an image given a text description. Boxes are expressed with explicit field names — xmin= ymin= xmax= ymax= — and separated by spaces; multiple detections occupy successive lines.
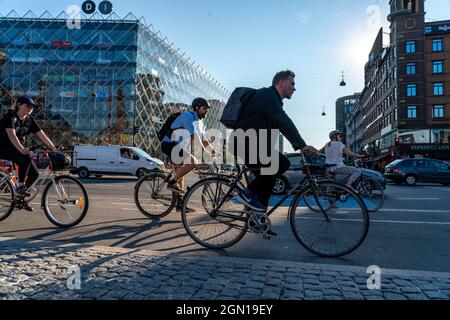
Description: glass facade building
xmin=0 ymin=11 xmax=228 ymax=157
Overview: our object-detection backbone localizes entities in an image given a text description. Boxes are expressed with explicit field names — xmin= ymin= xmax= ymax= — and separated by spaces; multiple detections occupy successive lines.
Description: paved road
xmin=1 ymin=174 xmax=450 ymax=273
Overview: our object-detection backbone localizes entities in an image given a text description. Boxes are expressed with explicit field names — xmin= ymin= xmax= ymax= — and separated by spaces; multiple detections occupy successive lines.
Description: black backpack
xmin=157 ymin=112 xmax=182 ymax=142
xmin=220 ymin=87 xmax=257 ymax=129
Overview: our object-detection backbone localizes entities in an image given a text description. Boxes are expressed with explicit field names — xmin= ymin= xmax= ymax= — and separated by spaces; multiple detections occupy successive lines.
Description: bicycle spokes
xmin=292 ymin=182 xmax=369 ymax=257
xmin=182 ymin=178 xmax=248 ymax=249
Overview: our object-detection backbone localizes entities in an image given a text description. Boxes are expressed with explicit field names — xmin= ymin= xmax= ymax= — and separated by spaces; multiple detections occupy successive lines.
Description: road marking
xmin=112 ymin=203 xmax=136 ymax=206
xmin=371 ymin=219 xmax=450 ymax=226
xmin=380 ymin=208 xmax=450 ymax=213
xmin=121 ymin=208 xmax=139 ymax=211
xmin=395 ymin=198 xmax=441 ymax=201
xmin=296 ymin=217 xmax=450 ymax=226
xmin=424 ymin=187 xmax=450 ymax=191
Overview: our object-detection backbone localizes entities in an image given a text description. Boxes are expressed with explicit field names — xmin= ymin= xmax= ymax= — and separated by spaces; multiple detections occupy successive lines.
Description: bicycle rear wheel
xmin=356 ymin=178 xmax=384 ymax=212
xmin=134 ymin=172 xmax=176 ymax=219
xmin=290 ymin=182 xmax=369 ymax=257
xmin=182 ymin=177 xmax=248 ymax=249
xmin=0 ymin=174 xmax=15 ymax=221
xmin=42 ymin=176 xmax=89 ymax=228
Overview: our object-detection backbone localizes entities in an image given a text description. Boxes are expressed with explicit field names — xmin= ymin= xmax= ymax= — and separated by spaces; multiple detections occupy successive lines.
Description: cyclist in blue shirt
xmin=161 ymin=98 xmax=216 ymax=197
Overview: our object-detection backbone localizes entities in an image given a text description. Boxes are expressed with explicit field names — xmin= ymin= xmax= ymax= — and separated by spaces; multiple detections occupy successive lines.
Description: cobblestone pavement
xmin=1 ymin=237 xmax=450 ymax=300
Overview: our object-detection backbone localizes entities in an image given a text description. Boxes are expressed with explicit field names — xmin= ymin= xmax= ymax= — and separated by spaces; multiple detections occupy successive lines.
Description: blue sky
xmin=1 ymin=0 xmax=449 ymax=150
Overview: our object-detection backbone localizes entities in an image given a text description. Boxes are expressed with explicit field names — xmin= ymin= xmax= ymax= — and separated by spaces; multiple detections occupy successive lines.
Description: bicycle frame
xmin=6 ymin=149 xmax=67 ymax=204
xmin=209 ymin=153 xmax=333 ymax=221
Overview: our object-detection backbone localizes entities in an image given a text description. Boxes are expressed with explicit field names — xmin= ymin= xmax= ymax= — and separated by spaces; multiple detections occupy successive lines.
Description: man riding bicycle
xmin=0 ymin=96 xmax=58 ymax=212
xmin=160 ymin=98 xmax=216 ymax=211
xmin=325 ymin=130 xmax=366 ymax=190
xmin=232 ymin=70 xmax=318 ymax=218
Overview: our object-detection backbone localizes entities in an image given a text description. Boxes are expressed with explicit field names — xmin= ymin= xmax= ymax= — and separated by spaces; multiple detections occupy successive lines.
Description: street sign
xmin=81 ymin=1 xmax=96 ymax=14
xmin=99 ymin=1 xmax=113 ymax=15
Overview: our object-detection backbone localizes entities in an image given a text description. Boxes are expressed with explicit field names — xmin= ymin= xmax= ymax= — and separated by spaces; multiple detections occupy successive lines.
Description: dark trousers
xmin=0 ymin=146 xmax=39 ymax=187
xmin=246 ymin=152 xmax=290 ymax=207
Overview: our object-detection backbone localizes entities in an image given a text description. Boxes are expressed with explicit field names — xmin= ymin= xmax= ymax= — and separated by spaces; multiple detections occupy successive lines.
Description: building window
xmin=406 ymin=63 xmax=416 ymax=75
xmin=434 ymin=83 xmax=444 ymax=96
xmin=432 ymin=39 xmax=443 ymax=52
xmin=406 ymin=41 xmax=416 ymax=54
xmin=407 ymin=106 xmax=417 ymax=118
xmin=394 ymin=87 xmax=398 ymax=100
xmin=433 ymin=105 xmax=444 ymax=118
xmin=407 ymin=84 xmax=417 ymax=97
xmin=433 ymin=61 xmax=443 ymax=74
xmin=393 ymin=66 xmax=397 ymax=79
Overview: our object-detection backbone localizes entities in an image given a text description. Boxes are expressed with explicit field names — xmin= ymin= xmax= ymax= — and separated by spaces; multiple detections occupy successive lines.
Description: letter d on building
xmin=67 ymin=265 xmax=81 ymax=290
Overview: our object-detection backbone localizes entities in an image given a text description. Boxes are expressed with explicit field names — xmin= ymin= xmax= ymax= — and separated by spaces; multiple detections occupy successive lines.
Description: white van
xmin=72 ymin=145 xmax=164 ymax=179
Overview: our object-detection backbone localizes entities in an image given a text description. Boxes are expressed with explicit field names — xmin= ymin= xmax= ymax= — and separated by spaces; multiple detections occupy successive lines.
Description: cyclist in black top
xmin=0 ymin=96 xmax=58 ymax=212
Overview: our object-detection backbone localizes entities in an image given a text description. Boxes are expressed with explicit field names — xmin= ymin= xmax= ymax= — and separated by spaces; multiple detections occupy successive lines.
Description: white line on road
xmin=424 ymin=187 xmax=450 ymax=192
xmin=380 ymin=208 xmax=450 ymax=213
xmin=112 ymin=203 xmax=137 ymax=206
xmin=394 ymin=198 xmax=441 ymax=201
xmin=371 ymin=219 xmax=450 ymax=226
xmin=296 ymin=217 xmax=450 ymax=225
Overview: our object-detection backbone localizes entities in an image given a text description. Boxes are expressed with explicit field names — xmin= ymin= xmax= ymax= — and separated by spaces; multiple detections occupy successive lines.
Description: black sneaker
xmin=23 ymin=203 xmax=34 ymax=212
xmin=167 ymin=181 xmax=184 ymax=194
xmin=15 ymin=186 xmax=31 ymax=198
xmin=266 ymin=229 xmax=278 ymax=237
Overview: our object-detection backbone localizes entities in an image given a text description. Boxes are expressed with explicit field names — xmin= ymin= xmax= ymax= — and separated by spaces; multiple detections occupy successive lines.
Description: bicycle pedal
xmin=262 ymin=234 xmax=271 ymax=241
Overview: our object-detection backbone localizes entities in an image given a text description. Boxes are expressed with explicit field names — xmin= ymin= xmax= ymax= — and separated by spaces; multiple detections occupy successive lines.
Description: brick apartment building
xmin=342 ymin=0 xmax=450 ymax=170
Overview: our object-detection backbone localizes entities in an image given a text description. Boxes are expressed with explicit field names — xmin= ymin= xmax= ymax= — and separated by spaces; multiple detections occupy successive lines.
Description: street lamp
xmin=322 ymin=106 xmax=326 ymax=116
xmin=340 ymin=71 xmax=347 ymax=87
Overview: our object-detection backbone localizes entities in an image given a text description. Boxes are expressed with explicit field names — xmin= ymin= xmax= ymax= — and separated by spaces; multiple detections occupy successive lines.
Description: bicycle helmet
xmin=191 ymin=98 xmax=210 ymax=110
xmin=329 ymin=130 xmax=343 ymax=140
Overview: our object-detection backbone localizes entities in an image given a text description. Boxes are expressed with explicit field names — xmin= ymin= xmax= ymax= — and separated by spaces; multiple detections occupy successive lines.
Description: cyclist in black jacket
xmin=233 ymin=70 xmax=317 ymax=223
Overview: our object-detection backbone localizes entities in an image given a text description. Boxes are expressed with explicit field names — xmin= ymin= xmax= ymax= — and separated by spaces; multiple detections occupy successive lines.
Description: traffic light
xmin=395 ymin=137 xmax=400 ymax=146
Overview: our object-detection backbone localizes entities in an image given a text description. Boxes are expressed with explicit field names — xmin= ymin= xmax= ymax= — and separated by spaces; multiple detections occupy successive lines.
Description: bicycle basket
xmin=49 ymin=152 xmax=72 ymax=171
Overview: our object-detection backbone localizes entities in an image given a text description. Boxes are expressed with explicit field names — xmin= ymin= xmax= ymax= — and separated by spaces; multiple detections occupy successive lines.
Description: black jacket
xmin=235 ymin=86 xmax=307 ymax=151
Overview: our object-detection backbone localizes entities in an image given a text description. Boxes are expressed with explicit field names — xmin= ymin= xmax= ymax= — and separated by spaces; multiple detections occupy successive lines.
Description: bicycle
xmin=134 ymin=159 xmax=246 ymax=219
xmin=306 ymin=159 xmax=385 ymax=212
xmin=0 ymin=147 xmax=89 ymax=228
xmin=180 ymin=153 xmax=370 ymax=257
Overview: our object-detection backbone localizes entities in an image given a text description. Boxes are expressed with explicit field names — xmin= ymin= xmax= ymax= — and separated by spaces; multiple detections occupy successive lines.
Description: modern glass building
xmin=0 ymin=11 xmax=229 ymax=157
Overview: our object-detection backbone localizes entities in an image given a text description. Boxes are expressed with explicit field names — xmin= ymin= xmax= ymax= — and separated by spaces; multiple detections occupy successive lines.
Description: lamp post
xmin=339 ymin=71 xmax=346 ymax=87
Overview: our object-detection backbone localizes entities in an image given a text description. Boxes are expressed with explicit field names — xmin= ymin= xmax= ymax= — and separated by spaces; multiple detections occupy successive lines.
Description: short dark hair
xmin=272 ymin=70 xmax=296 ymax=86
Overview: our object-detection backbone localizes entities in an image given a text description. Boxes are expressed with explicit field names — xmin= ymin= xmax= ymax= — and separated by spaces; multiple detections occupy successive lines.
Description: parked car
xmin=72 ymin=145 xmax=164 ymax=179
xmin=263 ymin=153 xmax=387 ymax=195
xmin=384 ymin=158 xmax=450 ymax=186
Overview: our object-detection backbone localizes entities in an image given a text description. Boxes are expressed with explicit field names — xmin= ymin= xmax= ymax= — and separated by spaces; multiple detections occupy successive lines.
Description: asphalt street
xmin=1 ymin=174 xmax=450 ymax=273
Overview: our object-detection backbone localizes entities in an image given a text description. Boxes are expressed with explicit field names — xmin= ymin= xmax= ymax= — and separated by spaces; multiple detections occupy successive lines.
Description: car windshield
xmin=131 ymin=147 xmax=151 ymax=159
xmin=388 ymin=160 xmax=403 ymax=167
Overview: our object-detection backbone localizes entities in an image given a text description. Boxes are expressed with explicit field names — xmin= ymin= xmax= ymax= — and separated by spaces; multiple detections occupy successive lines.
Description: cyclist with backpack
xmin=226 ymin=70 xmax=318 ymax=218
xmin=160 ymin=98 xmax=216 ymax=200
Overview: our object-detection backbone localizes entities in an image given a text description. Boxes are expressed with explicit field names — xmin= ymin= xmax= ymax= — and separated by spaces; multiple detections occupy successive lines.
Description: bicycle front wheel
xmin=357 ymin=178 xmax=385 ymax=212
xmin=0 ymin=174 xmax=15 ymax=222
xmin=290 ymin=182 xmax=369 ymax=257
xmin=134 ymin=172 xmax=176 ymax=219
xmin=42 ymin=176 xmax=89 ymax=228
xmin=182 ymin=177 xmax=248 ymax=249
